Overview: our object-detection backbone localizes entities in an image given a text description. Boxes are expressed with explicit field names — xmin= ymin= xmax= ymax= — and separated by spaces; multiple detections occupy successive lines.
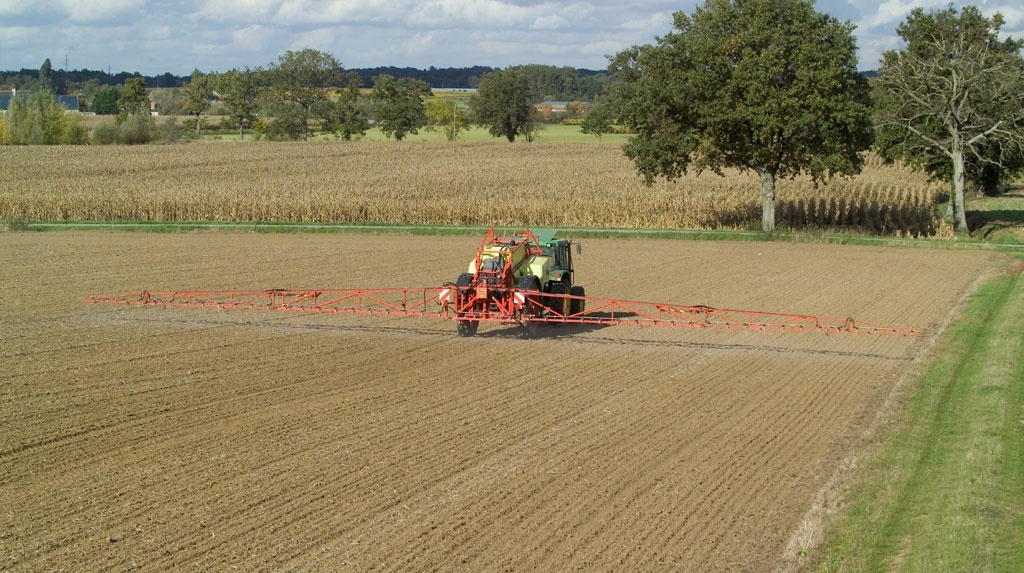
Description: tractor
xmin=448 ymin=228 xmax=585 ymax=336
xmin=86 ymin=227 xmax=924 ymax=339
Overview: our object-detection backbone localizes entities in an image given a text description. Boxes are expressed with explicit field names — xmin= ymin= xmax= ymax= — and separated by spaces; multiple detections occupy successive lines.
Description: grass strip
xmin=815 ymin=264 xmax=1024 ymax=572
xmin=8 ymin=220 xmax=1022 ymax=251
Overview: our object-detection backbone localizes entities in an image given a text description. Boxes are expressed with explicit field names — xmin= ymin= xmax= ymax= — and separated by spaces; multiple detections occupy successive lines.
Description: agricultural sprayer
xmin=85 ymin=228 xmax=923 ymax=338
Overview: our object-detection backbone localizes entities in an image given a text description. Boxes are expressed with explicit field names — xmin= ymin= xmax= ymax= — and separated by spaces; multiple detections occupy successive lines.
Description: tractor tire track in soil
xmin=0 ymin=232 xmax=1002 ymax=571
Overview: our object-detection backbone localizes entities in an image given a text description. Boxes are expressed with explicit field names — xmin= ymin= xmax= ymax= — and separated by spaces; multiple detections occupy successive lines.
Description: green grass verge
xmin=966 ymin=187 xmax=1024 ymax=245
xmin=9 ymin=220 xmax=1024 ymax=253
xmin=815 ymin=261 xmax=1024 ymax=572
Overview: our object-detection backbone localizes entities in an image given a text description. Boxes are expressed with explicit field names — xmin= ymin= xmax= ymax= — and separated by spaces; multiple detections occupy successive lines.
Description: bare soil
xmin=0 ymin=232 xmax=1002 ymax=572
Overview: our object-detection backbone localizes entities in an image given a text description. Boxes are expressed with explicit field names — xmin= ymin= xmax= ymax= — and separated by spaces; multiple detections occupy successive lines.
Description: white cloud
xmin=57 ymin=0 xmax=144 ymax=24
xmin=409 ymin=0 xmax=541 ymax=28
xmin=862 ymin=0 xmax=920 ymax=30
xmin=288 ymin=27 xmax=337 ymax=52
xmin=403 ymin=32 xmax=437 ymax=57
xmin=195 ymin=0 xmax=286 ymax=24
xmin=531 ymin=14 xmax=568 ymax=31
xmin=618 ymin=11 xmax=672 ymax=32
xmin=0 ymin=25 xmax=36 ymax=47
xmin=3 ymin=0 xmax=1023 ymax=75
xmin=0 ymin=0 xmax=143 ymax=24
xmin=580 ymin=38 xmax=631 ymax=59
xmin=0 ymin=1 xmax=32 ymax=18
xmin=230 ymin=25 xmax=272 ymax=53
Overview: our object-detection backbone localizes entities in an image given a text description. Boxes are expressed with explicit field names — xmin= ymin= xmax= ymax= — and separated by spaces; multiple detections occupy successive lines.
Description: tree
xmin=218 ymin=67 xmax=260 ymax=140
xmin=110 ymin=77 xmax=154 ymax=143
xmin=117 ymin=77 xmax=150 ymax=119
xmin=470 ymin=69 xmax=536 ymax=142
xmin=425 ymin=98 xmax=468 ymax=141
xmin=267 ymin=49 xmax=343 ymax=140
xmin=371 ymin=74 xmax=431 ymax=140
xmin=874 ymin=5 xmax=1024 ymax=231
xmin=2 ymin=91 xmax=87 ymax=145
xmin=318 ymin=71 xmax=368 ymax=140
xmin=39 ymin=58 xmax=54 ymax=93
xmin=180 ymin=69 xmax=213 ymax=138
xmin=580 ymin=100 xmax=613 ymax=140
xmin=91 ymin=86 xmax=121 ymax=115
xmin=613 ymin=0 xmax=873 ymax=233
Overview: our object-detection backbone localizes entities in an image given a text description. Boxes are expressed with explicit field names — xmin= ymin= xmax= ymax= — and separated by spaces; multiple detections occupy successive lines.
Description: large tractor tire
xmin=517 ymin=275 xmax=543 ymax=338
xmin=455 ymin=272 xmax=474 ymax=290
xmin=517 ymin=276 xmax=542 ymax=314
xmin=518 ymin=275 xmax=541 ymax=292
xmin=547 ymin=282 xmax=571 ymax=319
xmin=569 ymin=285 xmax=586 ymax=316
xmin=454 ymin=272 xmax=478 ymax=337
xmin=457 ymin=319 xmax=479 ymax=337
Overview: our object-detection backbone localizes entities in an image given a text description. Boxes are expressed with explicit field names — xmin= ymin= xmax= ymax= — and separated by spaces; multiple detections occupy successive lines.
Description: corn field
xmin=0 ymin=142 xmax=946 ymax=236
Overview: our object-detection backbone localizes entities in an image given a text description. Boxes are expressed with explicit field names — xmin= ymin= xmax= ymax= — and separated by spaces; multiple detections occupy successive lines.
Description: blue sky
xmin=1 ymin=1 xmax=1021 ymax=75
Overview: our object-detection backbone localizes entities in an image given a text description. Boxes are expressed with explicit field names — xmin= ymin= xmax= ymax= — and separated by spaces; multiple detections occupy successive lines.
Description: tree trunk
xmin=759 ymin=169 xmax=777 ymax=233
xmin=302 ymin=105 xmax=310 ymax=141
xmin=951 ymin=139 xmax=968 ymax=232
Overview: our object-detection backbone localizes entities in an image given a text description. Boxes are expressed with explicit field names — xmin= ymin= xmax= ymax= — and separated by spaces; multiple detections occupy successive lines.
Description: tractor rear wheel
xmin=547 ymin=282 xmax=570 ymax=319
xmin=569 ymin=285 xmax=585 ymax=315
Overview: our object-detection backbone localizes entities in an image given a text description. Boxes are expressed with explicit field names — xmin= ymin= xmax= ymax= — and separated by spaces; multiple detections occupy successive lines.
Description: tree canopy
xmin=580 ymin=100 xmax=613 ymax=140
xmin=874 ymin=5 xmax=1024 ymax=231
xmin=38 ymin=59 xmax=54 ymax=93
xmin=372 ymin=74 xmax=431 ymax=141
xmin=470 ymin=69 xmax=536 ymax=142
xmin=218 ymin=67 xmax=260 ymax=140
xmin=266 ymin=49 xmax=344 ymax=140
xmin=1 ymin=90 xmax=87 ymax=144
xmin=117 ymin=77 xmax=150 ymax=118
xmin=318 ymin=71 xmax=368 ymax=140
xmin=613 ymin=0 xmax=873 ymax=232
xmin=425 ymin=98 xmax=468 ymax=142
xmin=91 ymin=86 xmax=120 ymax=115
xmin=180 ymin=69 xmax=213 ymax=138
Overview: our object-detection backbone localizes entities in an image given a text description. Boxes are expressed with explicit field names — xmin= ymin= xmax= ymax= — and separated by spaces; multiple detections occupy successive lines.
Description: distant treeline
xmin=1 ymin=65 xmax=610 ymax=101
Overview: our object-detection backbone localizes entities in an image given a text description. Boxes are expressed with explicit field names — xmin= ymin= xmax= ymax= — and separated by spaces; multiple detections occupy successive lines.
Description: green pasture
xmin=201 ymin=123 xmax=631 ymax=144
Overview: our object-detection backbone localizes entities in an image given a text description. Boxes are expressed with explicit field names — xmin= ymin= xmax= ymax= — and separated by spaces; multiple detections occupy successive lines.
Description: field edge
xmin=6 ymin=221 xmax=1023 ymax=253
xmin=808 ymin=258 xmax=1024 ymax=572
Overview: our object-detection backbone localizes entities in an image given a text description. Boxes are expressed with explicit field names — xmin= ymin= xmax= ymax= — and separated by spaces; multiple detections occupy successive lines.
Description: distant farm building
xmin=0 ymin=89 xmax=80 ymax=112
xmin=536 ymin=100 xmax=590 ymax=121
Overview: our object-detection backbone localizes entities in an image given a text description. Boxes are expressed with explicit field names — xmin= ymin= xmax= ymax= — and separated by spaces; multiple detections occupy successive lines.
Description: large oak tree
xmin=372 ymin=75 xmax=431 ymax=141
xmin=614 ymin=0 xmax=872 ymax=232
xmin=470 ymin=69 xmax=536 ymax=142
xmin=267 ymin=49 xmax=344 ymax=141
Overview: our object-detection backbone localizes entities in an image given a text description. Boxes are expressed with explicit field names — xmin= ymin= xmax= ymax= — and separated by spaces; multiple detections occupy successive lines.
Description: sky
xmin=1 ymin=1 xmax=1022 ymax=76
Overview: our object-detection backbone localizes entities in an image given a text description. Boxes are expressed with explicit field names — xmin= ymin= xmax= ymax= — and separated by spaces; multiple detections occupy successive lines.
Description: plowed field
xmin=0 ymin=232 xmax=1002 ymax=571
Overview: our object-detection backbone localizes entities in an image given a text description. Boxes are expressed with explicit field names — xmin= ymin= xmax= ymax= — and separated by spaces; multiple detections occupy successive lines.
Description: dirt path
xmin=0 ymin=232 xmax=1002 ymax=571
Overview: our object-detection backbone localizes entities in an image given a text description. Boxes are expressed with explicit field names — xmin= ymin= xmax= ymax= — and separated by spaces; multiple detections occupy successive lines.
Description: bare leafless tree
xmin=875 ymin=6 xmax=1024 ymax=231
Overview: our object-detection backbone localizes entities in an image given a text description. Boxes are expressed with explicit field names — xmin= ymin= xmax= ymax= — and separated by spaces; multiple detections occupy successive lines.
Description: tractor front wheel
xmin=457 ymin=318 xmax=479 ymax=337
